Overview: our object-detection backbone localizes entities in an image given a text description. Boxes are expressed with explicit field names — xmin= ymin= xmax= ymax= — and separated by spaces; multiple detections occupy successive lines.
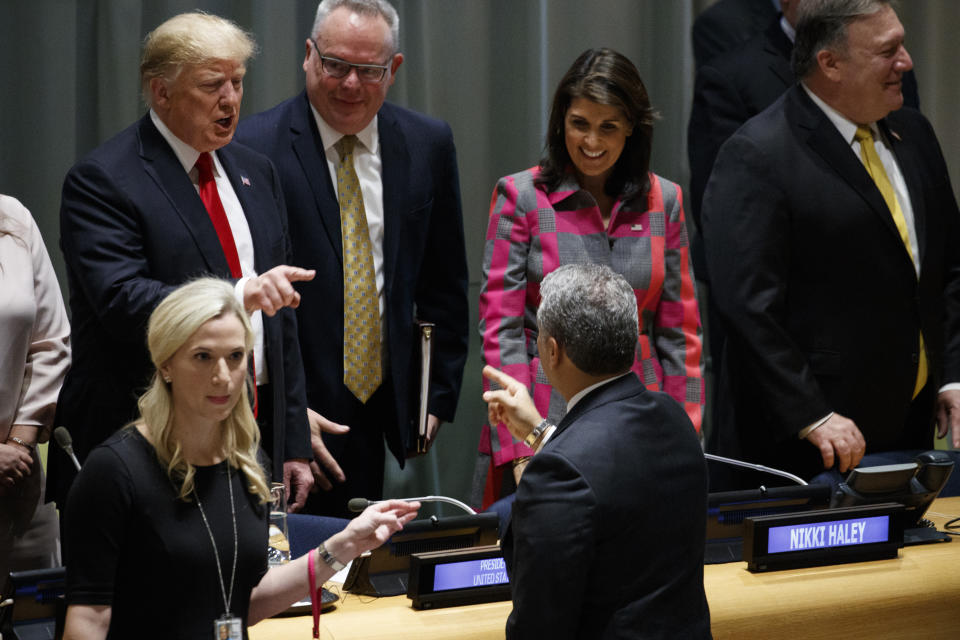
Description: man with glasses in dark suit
xmin=238 ymin=0 xmax=469 ymax=517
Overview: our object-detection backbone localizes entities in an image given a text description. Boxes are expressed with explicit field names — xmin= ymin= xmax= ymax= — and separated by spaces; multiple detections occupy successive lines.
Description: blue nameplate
xmin=744 ymin=503 xmax=904 ymax=572
xmin=407 ymin=545 xmax=511 ymax=609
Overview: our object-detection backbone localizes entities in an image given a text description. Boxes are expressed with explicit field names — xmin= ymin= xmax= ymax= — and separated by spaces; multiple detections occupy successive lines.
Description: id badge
xmin=214 ymin=616 xmax=242 ymax=640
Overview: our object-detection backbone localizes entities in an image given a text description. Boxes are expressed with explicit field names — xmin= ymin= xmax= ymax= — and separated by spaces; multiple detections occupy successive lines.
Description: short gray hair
xmin=311 ymin=0 xmax=400 ymax=53
xmin=537 ymin=264 xmax=638 ymax=376
xmin=792 ymin=0 xmax=892 ymax=78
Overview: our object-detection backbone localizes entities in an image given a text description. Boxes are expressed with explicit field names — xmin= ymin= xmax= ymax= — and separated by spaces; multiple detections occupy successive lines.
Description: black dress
xmin=65 ymin=428 xmax=268 ymax=639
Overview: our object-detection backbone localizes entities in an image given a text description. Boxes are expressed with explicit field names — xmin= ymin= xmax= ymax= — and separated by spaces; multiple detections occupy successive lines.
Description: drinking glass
xmin=267 ymin=482 xmax=291 ymax=565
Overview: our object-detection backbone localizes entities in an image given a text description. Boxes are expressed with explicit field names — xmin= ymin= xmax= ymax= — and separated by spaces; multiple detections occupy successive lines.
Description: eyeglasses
xmin=311 ymin=39 xmax=391 ymax=83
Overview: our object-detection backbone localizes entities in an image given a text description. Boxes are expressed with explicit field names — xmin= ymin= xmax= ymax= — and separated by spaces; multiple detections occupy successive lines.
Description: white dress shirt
xmin=149 ymin=110 xmax=267 ymax=384
xmin=310 ymin=105 xmax=386 ymax=321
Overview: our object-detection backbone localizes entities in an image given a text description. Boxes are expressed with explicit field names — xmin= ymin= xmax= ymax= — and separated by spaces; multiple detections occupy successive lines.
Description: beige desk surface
xmin=250 ymin=497 xmax=960 ymax=640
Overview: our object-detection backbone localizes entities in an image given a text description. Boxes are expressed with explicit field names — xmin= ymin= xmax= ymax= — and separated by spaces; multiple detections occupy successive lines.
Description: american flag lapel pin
xmin=241 ymin=175 xmax=251 ymax=186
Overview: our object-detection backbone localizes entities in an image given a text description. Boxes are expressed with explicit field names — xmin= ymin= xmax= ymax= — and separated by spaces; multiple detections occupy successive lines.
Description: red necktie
xmin=195 ymin=152 xmax=258 ymax=416
xmin=196 ymin=152 xmax=242 ymax=278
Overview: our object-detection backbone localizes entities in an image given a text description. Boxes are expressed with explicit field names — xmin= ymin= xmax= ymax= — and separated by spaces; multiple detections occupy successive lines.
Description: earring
xmin=163 ymin=375 xmax=172 ymax=384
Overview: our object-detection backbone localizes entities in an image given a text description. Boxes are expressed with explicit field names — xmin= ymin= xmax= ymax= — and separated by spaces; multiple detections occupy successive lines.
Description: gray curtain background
xmin=2 ymin=0 xmax=958 ymax=511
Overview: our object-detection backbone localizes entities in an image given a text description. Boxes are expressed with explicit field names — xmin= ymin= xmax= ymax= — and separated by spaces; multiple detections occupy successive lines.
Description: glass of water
xmin=267 ymin=482 xmax=291 ymax=566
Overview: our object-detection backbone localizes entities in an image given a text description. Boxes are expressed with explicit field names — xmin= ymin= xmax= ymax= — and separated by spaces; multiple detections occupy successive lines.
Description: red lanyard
xmin=307 ymin=549 xmax=321 ymax=638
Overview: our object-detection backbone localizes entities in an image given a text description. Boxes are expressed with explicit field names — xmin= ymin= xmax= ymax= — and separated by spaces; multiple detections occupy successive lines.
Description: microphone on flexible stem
xmin=53 ymin=426 xmax=82 ymax=473
xmin=347 ymin=495 xmax=477 ymax=515
xmin=704 ymin=452 xmax=808 ymax=486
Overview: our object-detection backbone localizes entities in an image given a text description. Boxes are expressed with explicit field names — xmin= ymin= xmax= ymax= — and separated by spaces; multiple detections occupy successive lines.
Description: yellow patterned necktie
xmin=855 ymin=125 xmax=927 ymax=398
xmin=336 ymin=135 xmax=382 ymax=402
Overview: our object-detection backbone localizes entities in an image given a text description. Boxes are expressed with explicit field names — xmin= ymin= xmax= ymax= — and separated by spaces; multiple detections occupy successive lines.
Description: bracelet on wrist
xmin=7 ymin=436 xmax=35 ymax=455
xmin=316 ymin=542 xmax=346 ymax=572
xmin=524 ymin=419 xmax=552 ymax=448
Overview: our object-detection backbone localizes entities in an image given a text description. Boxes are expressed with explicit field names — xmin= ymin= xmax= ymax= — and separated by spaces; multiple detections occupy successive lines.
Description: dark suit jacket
xmin=689 ymin=18 xmax=794 ymax=235
xmin=702 ymin=85 xmax=960 ymax=478
xmin=51 ymin=114 xmax=311 ymax=505
xmin=503 ymin=375 xmax=711 ymax=639
xmin=689 ymin=17 xmax=921 ymax=237
xmin=236 ymin=93 xmax=469 ymax=464
xmin=692 ymin=0 xmax=778 ymax=68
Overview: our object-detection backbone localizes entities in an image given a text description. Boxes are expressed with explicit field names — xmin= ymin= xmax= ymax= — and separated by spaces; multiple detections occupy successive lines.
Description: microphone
xmin=348 ymin=495 xmax=477 ymax=515
xmin=704 ymin=452 xmax=808 ymax=486
xmin=53 ymin=426 xmax=82 ymax=473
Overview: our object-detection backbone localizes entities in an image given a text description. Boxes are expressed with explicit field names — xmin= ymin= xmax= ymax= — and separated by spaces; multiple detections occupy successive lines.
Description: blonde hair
xmin=138 ymin=278 xmax=270 ymax=502
xmin=140 ymin=12 xmax=257 ymax=104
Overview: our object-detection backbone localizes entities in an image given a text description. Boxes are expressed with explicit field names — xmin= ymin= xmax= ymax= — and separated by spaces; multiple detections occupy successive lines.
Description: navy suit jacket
xmin=689 ymin=18 xmax=794 ymax=236
xmin=503 ymin=375 xmax=710 ymax=639
xmin=236 ymin=93 xmax=469 ymax=464
xmin=702 ymin=85 xmax=960 ymax=478
xmin=51 ymin=114 xmax=310 ymax=504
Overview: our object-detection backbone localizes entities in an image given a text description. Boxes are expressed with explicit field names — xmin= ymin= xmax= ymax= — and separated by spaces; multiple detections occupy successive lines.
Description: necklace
xmin=194 ymin=462 xmax=238 ymax=617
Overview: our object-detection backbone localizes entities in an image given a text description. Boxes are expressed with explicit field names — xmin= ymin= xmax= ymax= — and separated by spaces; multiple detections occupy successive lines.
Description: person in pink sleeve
xmin=474 ymin=48 xmax=704 ymax=508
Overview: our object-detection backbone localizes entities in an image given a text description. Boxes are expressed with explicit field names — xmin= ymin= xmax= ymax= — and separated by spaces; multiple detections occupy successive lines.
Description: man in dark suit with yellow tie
xmin=237 ymin=0 xmax=469 ymax=517
xmin=702 ymin=0 xmax=960 ymax=485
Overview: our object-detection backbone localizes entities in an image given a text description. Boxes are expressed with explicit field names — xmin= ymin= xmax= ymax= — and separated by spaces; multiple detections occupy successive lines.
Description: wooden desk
xmin=708 ymin=496 xmax=960 ymax=639
xmin=250 ymin=497 xmax=960 ymax=640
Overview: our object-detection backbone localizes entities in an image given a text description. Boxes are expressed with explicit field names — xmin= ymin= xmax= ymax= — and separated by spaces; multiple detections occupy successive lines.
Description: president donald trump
xmin=52 ymin=13 xmax=316 ymax=512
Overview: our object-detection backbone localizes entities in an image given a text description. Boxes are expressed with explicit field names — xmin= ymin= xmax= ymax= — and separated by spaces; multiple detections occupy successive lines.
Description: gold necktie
xmin=855 ymin=125 xmax=927 ymax=398
xmin=336 ymin=135 xmax=382 ymax=402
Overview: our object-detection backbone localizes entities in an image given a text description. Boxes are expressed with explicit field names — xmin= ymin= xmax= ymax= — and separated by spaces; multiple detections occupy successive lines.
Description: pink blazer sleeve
xmin=478 ymin=171 xmax=548 ymax=466
xmin=651 ymin=179 xmax=704 ymax=432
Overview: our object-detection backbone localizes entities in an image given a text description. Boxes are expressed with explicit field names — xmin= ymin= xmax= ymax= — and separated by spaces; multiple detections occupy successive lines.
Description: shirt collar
xmin=309 ymin=103 xmax=379 ymax=156
xmin=780 ymin=14 xmax=796 ymax=43
xmin=800 ymin=82 xmax=877 ymax=144
xmin=149 ymin=109 xmax=207 ymax=174
xmin=566 ymin=372 xmax=631 ymax=413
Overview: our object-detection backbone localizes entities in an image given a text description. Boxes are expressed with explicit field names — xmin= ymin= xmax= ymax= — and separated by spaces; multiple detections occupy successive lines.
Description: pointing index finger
xmin=482 ymin=365 xmax=519 ymax=391
xmin=281 ymin=266 xmax=316 ymax=282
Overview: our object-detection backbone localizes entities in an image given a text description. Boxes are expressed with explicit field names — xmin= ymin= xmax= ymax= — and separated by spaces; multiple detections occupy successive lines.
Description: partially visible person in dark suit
xmin=702 ymin=0 xmax=960 ymax=488
xmin=689 ymin=0 xmax=799 ymax=231
xmin=237 ymin=0 xmax=469 ymax=518
xmin=482 ymin=263 xmax=710 ymax=639
xmin=692 ymin=0 xmax=780 ymax=69
xmin=52 ymin=12 xmax=317 ymax=514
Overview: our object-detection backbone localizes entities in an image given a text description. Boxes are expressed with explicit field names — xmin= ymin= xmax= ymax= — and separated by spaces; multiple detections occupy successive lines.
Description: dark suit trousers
xmin=303 ymin=377 xmax=395 ymax=518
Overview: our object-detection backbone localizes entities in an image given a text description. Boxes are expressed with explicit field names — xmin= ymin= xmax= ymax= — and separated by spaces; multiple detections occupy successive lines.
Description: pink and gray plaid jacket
xmin=479 ymin=167 xmax=703 ymax=466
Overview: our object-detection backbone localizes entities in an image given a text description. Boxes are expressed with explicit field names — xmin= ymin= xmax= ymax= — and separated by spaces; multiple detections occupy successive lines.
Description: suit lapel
xmin=137 ymin=115 xmax=230 ymax=275
xmin=218 ymin=147 xmax=268 ymax=271
xmin=792 ymin=88 xmax=906 ymax=251
xmin=378 ymin=104 xmax=411 ymax=295
xmin=291 ymin=92 xmax=343 ymax=263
